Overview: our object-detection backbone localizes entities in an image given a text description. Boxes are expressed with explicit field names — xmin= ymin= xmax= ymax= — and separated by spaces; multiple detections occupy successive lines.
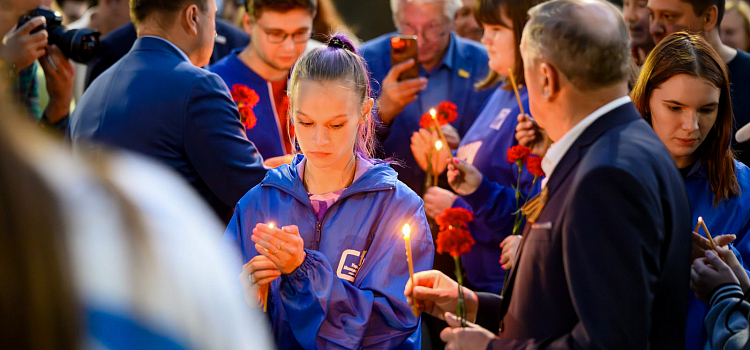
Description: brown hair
xmin=130 ymin=0 xmax=207 ymax=25
xmin=245 ymin=0 xmax=317 ymax=19
xmin=0 ymin=94 xmax=80 ymax=350
xmin=474 ymin=0 xmax=546 ymax=90
xmin=631 ymin=32 xmax=738 ymax=205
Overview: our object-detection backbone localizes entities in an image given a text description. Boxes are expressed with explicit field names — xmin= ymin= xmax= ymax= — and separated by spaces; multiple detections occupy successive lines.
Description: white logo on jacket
xmin=337 ymin=249 xmax=362 ymax=282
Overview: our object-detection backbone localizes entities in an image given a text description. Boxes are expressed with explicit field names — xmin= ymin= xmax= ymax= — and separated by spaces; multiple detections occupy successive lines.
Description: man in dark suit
xmin=406 ymin=0 xmax=692 ymax=349
xmin=84 ymin=18 xmax=249 ymax=89
xmin=69 ymin=0 xmax=266 ymax=223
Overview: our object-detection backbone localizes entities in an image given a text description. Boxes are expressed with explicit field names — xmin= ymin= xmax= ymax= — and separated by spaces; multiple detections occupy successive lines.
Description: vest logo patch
xmin=337 ymin=249 xmax=363 ymax=282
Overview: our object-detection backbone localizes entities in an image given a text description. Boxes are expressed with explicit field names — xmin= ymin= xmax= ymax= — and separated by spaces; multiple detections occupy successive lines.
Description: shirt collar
xmin=141 ymin=35 xmax=192 ymax=63
xmin=541 ymin=95 xmax=632 ymax=188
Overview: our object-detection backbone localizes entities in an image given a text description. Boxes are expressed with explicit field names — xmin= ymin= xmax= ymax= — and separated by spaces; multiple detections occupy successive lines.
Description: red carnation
xmin=435 ymin=207 xmax=473 ymax=229
xmin=231 ymin=84 xmax=260 ymax=130
xmin=437 ymin=101 xmax=458 ymax=124
xmin=435 ymin=208 xmax=475 ymax=257
xmin=419 ymin=112 xmax=434 ymax=129
xmin=238 ymin=106 xmax=257 ymax=130
xmin=436 ymin=226 xmax=475 ymax=257
xmin=526 ymin=155 xmax=545 ymax=178
xmin=419 ymin=101 xmax=459 ymax=129
xmin=507 ymin=145 xmax=531 ymax=164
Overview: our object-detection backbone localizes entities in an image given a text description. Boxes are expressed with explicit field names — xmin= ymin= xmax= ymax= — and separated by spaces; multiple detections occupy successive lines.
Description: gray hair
xmin=522 ymin=0 xmax=631 ymax=90
xmin=390 ymin=0 xmax=463 ymax=25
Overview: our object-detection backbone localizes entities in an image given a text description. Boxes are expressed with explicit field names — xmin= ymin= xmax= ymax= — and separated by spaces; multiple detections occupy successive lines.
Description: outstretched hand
xmin=447 ymin=159 xmax=483 ymax=196
xmin=440 ymin=312 xmax=496 ymax=350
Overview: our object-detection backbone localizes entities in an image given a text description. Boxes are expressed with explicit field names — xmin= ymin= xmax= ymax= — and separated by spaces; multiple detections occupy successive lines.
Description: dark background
xmin=333 ymin=0 xmax=396 ymax=42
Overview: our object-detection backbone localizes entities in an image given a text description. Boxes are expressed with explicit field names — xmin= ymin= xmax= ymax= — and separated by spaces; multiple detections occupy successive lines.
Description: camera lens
xmin=49 ymin=26 xmax=100 ymax=64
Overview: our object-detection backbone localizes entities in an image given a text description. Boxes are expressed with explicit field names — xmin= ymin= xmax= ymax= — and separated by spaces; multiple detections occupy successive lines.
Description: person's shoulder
xmin=734 ymin=159 xmax=750 ymax=186
xmin=215 ymin=18 xmax=250 ymax=44
xmin=208 ymin=50 xmax=239 ymax=75
xmin=454 ymin=34 xmax=487 ymax=56
xmin=360 ymin=32 xmax=395 ymax=57
xmin=102 ymin=22 xmax=137 ymax=44
xmin=581 ymin=108 xmax=674 ymax=178
xmin=729 ymin=49 xmax=750 ymax=75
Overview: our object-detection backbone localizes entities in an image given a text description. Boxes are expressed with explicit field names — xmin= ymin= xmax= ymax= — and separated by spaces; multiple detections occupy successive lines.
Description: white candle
xmin=403 ymin=224 xmax=419 ymax=317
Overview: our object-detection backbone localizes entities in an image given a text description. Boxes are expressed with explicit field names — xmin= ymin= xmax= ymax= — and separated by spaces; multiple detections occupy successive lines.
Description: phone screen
xmin=390 ymin=35 xmax=420 ymax=81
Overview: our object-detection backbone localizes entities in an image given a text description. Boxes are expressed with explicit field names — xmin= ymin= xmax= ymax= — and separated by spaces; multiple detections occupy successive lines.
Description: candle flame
xmin=402 ymin=224 xmax=411 ymax=239
xmin=435 ymin=140 xmax=443 ymax=150
xmin=698 ymin=216 xmax=703 ymax=224
xmin=269 ymin=222 xmax=275 ymax=229
xmin=430 ymin=109 xmax=437 ymax=119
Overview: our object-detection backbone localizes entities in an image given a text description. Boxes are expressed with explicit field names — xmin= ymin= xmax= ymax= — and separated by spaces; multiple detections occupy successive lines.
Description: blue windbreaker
xmin=450 ymin=86 xmax=536 ymax=294
xmin=223 ymin=155 xmax=435 ymax=350
xmin=683 ymin=159 xmax=750 ymax=350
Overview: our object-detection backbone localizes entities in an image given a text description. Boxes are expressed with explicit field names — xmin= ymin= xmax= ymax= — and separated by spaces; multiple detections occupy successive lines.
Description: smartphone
xmin=390 ymin=35 xmax=419 ymax=81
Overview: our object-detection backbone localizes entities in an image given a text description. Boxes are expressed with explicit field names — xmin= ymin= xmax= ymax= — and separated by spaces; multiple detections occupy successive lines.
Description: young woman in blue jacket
xmin=222 ymin=35 xmax=435 ymax=350
xmin=630 ymin=32 xmax=750 ymax=350
xmin=409 ymin=0 xmax=546 ymax=295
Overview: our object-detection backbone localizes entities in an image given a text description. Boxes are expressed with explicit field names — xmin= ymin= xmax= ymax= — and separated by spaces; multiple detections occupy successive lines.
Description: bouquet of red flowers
xmin=419 ymin=101 xmax=459 ymax=192
xmin=419 ymin=101 xmax=458 ymax=129
xmin=501 ymin=145 xmax=545 ymax=296
xmin=435 ymin=207 xmax=474 ymax=326
xmin=231 ymin=84 xmax=260 ymax=130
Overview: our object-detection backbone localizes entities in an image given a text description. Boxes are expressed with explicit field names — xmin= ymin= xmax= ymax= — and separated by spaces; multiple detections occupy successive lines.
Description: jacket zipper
xmin=262 ymin=182 xmax=395 ymax=251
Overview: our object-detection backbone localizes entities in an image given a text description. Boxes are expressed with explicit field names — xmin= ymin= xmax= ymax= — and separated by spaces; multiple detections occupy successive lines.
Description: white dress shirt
xmin=541 ymin=95 xmax=632 ymax=188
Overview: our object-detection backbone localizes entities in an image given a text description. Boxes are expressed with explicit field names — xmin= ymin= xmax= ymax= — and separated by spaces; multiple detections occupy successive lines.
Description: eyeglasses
xmin=399 ymin=22 xmax=448 ymax=41
xmin=257 ymin=24 xmax=312 ymax=44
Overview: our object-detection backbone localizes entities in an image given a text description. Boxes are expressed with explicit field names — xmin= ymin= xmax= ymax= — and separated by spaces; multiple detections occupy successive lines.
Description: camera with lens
xmin=17 ymin=7 xmax=100 ymax=64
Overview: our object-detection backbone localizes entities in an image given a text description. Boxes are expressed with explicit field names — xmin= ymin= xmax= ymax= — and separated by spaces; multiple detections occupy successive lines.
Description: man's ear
xmin=702 ymin=4 xmax=720 ymax=32
xmin=183 ymin=4 xmax=200 ymax=36
xmin=539 ymin=62 xmax=560 ymax=100
xmin=242 ymin=12 xmax=254 ymax=36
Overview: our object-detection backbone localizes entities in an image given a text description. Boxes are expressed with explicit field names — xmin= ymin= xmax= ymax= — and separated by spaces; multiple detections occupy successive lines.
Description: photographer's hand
xmin=39 ymin=45 xmax=74 ymax=123
xmin=0 ymin=16 xmax=48 ymax=72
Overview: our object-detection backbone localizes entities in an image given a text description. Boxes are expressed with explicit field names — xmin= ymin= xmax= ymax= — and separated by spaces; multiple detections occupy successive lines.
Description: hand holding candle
xmin=434 ymin=141 xmax=443 ymax=185
xmin=691 ymin=216 xmax=731 ymax=262
xmin=403 ymin=224 xmax=419 ymax=317
xmin=430 ymin=108 xmax=456 ymax=164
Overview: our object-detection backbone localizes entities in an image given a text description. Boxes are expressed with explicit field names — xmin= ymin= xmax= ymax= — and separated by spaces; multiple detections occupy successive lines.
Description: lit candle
xmin=434 ymin=141 xmax=443 ymax=186
xmin=699 ymin=217 xmax=717 ymax=251
xmin=403 ymin=224 xmax=419 ymax=317
xmin=430 ymin=108 xmax=455 ymax=164
xmin=261 ymin=222 xmax=276 ymax=312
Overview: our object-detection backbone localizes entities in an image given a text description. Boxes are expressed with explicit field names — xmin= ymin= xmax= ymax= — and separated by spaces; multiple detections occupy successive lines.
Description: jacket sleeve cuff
xmin=474 ymin=292 xmax=503 ymax=334
xmin=461 ymin=176 xmax=493 ymax=209
xmin=452 ymin=195 xmax=471 ymax=210
xmin=283 ymin=249 xmax=319 ymax=282
xmin=709 ymin=283 xmax=744 ymax=308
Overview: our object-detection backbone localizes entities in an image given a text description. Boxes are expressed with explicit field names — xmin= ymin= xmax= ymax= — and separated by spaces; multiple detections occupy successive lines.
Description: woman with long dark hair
xmin=631 ymin=32 xmax=750 ymax=350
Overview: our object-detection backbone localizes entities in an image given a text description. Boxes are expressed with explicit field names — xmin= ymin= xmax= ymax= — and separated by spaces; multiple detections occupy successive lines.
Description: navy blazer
xmin=69 ymin=37 xmax=266 ymax=223
xmin=360 ymin=32 xmax=493 ymax=195
xmin=475 ymin=102 xmax=691 ymax=349
xmin=85 ymin=19 xmax=249 ymax=89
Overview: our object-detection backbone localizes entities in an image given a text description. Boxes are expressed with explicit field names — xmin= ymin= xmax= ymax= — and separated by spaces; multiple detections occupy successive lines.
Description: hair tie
xmin=328 ymin=37 xmax=354 ymax=53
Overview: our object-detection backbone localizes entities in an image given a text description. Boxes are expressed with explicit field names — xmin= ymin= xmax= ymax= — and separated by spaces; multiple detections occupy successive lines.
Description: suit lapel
xmin=497 ymin=102 xmax=642 ymax=326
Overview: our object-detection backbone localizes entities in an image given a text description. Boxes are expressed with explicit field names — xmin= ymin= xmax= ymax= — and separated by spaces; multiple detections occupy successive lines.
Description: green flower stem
xmin=453 ymin=255 xmax=467 ymax=327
